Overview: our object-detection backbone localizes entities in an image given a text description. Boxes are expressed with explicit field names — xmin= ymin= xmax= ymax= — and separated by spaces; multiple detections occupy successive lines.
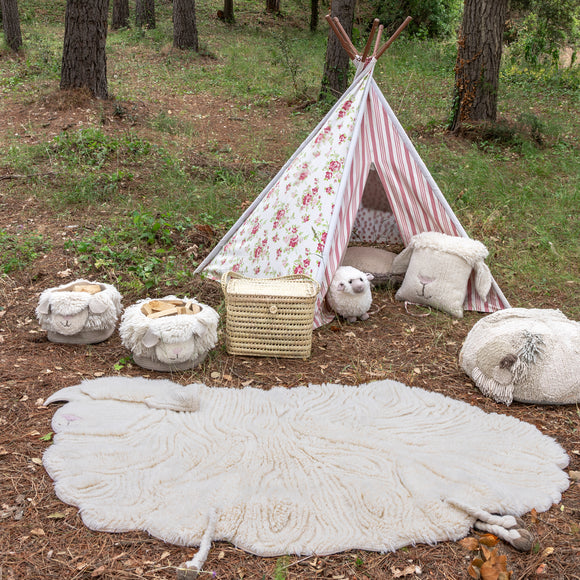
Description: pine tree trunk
xmin=111 ymin=0 xmax=129 ymax=30
xmin=449 ymin=0 xmax=508 ymax=131
xmin=60 ymin=0 xmax=109 ymax=99
xmin=135 ymin=0 xmax=155 ymax=29
xmin=265 ymin=0 xmax=279 ymax=13
xmin=173 ymin=0 xmax=198 ymax=50
xmin=222 ymin=0 xmax=234 ymax=23
xmin=310 ymin=0 xmax=318 ymax=32
xmin=1 ymin=0 xmax=23 ymax=52
xmin=320 ymin=0 xmax=355 ymax=100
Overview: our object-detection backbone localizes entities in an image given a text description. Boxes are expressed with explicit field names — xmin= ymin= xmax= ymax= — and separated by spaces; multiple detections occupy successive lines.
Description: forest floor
xmin=1 ymin=88 xmax=579 ymax=580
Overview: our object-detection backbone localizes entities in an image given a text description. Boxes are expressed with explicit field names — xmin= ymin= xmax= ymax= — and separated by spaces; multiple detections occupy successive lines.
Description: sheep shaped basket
xmin=119 ymin=296 xmax=219 ymax=372
xmin=36 ymin=280 xmax=123 ymax=344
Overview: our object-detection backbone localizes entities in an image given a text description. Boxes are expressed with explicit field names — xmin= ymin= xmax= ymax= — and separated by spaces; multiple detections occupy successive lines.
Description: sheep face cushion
xmin=392 ymin=232 xmax=492 ymax=318
xmin=459 ymin=308 xmax=580 ymax=405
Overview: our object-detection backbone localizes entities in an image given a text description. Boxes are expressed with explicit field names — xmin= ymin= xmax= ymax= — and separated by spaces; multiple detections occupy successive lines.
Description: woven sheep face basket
xmin=119 ymin=297 xmax=219 ymax=372
xmin=36 ymin=280 xmax=123 ymax=344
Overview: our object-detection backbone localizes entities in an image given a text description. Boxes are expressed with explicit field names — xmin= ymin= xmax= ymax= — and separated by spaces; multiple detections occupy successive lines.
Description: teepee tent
xmin=195 ymin=18 xmax=510 ymax=328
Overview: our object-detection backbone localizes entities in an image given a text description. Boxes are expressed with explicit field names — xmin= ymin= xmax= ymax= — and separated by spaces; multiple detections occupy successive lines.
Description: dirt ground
xmin=1 ymin=94 xmax=579 ymax=580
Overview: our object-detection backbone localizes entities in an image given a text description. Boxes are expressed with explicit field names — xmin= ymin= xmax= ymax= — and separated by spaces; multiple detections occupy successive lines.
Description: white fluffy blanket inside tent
xmin=43 ymin=377 xmax=569 ymax=561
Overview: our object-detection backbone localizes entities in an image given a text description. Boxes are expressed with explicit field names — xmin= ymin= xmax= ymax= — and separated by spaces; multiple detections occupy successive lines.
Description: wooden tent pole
xmin=376 ymin=16 xmax=413 ymax=59
xmin=332 ymin=15 xmax=360 ymax=59
xmin=372 ymin=25 xmax=384 ymax=59
xmin=361 ymin=18 xmax=380 ymax=62
xmin=325 ymin=14 xmax=358 ymax=59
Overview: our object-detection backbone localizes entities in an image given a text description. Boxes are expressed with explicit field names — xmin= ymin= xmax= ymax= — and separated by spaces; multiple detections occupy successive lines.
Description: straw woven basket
xmin=221 ymin=272 xmax=320 ymax=359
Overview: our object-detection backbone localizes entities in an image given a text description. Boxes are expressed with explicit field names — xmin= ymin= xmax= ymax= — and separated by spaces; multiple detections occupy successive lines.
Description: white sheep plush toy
xmin=326 ymin=266 xmax=374 ymax=322
xmin=119 ymin=296 xmax=219 ymax=372
xmin=36 ymin=279 xmax=122 ymax=344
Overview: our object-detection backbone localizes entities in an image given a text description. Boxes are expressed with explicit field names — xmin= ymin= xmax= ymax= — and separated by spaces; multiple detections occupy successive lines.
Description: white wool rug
xmin=44 ymin=377 xmax=569 ymax=559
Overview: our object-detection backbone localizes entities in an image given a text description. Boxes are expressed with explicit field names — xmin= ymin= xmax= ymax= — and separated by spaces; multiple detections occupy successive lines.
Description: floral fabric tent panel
xmin=202 ymin=70 xmax=369 ymax=283
xmin=195 ymin=59 xmax=510 ymax=328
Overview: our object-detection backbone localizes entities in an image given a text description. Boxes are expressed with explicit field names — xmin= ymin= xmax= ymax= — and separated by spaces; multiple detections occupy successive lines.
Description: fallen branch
xmin=0 ymin=172 xmax=56 ymax=180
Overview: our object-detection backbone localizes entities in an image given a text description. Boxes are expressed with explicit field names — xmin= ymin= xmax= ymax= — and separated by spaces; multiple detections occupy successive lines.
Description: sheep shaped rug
xmin=119 ymin=296 xmax=219 ymax=372
xmin=43 ymin=376 xmax=570 ymax=575
xmin=391 ymin=232 xmax=492 ymax=318
xmin=460 ymin=308 xmax=580 ymax=405
xmin=36 ymin=280 xmax=122 ymax=344
xmin=326 ymin=266 xmax=374 ymax=322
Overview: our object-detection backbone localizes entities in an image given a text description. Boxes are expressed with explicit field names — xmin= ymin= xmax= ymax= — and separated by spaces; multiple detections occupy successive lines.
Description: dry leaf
xmin=94 ymin=372 xmax=104 ymax=377
xmin=468 ymin=563 xmax=481 ymax=579
xmin=30 ymin=528 xmax=45 ymax=536
xmin=530 ymin=508 xmax=538 ymax=523
xmin=536 ymin=563 xmax=547 ymax=574
xmin=479 ymin=534 xmax=500 ymax=547
xmin=541 ymin=547 xmax=554 ymax=558
xmin=210 ymin=372 xmax=220 ymax=379
xmin=91 ymin=565 xmax=106 ymax=577
xmin=159 ymin=551 xmax=170 ymax=560
xmin=479 ymin=548 xmax=511 ymax=580
xmin=459 ymin=537 xmax=481 ymax=551
xmin=218 ymin=551 xmax=225 ymax=560
xmin=569 ymin=470 xmax=580 ymax=481
xmin=391 ymin=564 xmax=422 ymax=577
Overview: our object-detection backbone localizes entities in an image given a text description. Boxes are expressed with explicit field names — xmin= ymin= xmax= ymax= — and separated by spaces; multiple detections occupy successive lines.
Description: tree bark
xmin=60 ymin=0 xmax=109 ymax=99
xmin=135 ymin=0 xmax=155 ymax=29
xmin=111 ymin=0 xmax=130 ymax=30
xmin=449 ymin=0 xmax=508 ymax=131
xmin=173 ymin=0 xmax=198 ymax=50
xmin=1 ymin=0 xmax=23 ymax=52
xmin=310 ymin=0 xmax=318 ymax=32
xmin=265 ymin=0 xmax=279 ymax=14
xmin=222 ymin=0 xmax=234 ymax=23
xmin=320 ymin=0 xmax=355 ymax=100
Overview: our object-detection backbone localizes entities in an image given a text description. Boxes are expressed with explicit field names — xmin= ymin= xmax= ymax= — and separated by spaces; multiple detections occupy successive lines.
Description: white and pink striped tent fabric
xmin=194 ymin=60 xmax=509 ymax=327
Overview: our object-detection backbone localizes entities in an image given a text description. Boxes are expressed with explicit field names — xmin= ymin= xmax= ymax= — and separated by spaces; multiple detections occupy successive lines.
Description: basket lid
xmin=225 ymin=275 xmax=319 ymax=298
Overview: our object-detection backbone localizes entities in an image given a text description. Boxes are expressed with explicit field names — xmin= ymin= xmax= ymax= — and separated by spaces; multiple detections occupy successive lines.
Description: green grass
xmin=0 ymin=229 xmax=51 ymax=274
xmin=63 ymin=209 xmax=200 ymax=293
xmin=1 ymin=0 xmax=579 ymax=315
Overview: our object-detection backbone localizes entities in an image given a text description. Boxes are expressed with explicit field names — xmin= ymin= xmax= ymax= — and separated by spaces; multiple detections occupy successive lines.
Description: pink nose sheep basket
xmin=221 ymin=272 xmax=320 ymax=359
xmin=119 ymin=296 xmax=219 ymax=372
